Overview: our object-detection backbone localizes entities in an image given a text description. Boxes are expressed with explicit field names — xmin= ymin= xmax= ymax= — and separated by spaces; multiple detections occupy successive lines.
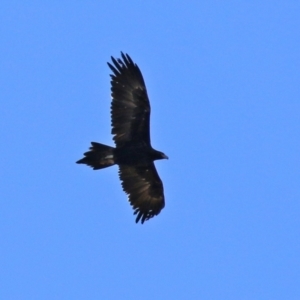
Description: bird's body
xmin=77 ymin=52 xmax=168 ymax=224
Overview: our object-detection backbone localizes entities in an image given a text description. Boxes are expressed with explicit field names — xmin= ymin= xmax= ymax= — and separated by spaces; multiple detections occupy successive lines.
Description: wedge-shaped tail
xmin=76 ymin=142 xmax=115 ymax=170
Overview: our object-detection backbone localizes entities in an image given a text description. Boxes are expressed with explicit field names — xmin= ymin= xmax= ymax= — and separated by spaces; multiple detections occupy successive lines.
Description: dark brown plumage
xmin=77 ymin=52 xmax=168 ymax=224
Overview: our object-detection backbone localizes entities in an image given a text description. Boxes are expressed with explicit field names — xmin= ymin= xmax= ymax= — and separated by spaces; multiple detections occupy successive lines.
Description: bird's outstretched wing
xmin=108 ymin=52 xmax=151 ymax=147
xmin=118 ymin=163 xmax=165 ymax=223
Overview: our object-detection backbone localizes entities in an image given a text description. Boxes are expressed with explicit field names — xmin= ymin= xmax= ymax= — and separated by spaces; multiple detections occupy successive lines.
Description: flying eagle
xmin=76 ymin=52 xmax=168 ymax=224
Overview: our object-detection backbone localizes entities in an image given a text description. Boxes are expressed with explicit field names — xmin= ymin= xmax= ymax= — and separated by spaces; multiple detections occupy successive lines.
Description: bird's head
xmin=152 ymin=150 xmax=168 ymax=161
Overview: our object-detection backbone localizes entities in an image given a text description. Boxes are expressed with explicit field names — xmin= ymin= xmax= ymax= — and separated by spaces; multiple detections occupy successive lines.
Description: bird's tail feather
xmin=76 ymin=142 xmax=115 ymax=170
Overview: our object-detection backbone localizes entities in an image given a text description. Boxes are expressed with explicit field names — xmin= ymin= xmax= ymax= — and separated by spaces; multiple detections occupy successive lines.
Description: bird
xmin=76 ymin=52 xmax=168 ymax=224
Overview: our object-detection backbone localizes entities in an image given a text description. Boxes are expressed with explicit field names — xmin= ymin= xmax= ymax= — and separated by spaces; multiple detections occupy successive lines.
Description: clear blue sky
xmin=1 ymin=1 xmax=299 ymax=299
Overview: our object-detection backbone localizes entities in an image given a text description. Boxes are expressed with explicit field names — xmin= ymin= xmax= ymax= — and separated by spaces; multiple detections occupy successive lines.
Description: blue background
xmin=1 ymin=1 xmax=299 ymax=299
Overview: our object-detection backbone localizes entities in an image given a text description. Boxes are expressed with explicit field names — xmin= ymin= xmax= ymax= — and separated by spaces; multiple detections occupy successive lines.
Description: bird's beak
xmin=163 ymin=153 xmax=169 ymax=160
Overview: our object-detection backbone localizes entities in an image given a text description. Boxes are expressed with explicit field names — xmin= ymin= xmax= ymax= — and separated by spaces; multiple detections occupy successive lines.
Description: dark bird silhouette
xmin=76 ymin=52 xmax=168 ymax=224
